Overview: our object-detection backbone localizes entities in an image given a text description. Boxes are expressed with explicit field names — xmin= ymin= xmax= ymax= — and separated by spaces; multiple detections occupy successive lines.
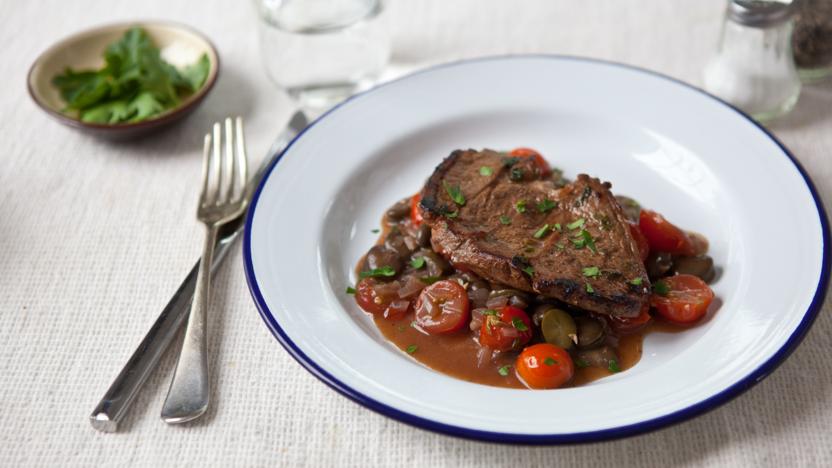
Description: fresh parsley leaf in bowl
xmin=51 ymin=27 xmax=211 ymax=124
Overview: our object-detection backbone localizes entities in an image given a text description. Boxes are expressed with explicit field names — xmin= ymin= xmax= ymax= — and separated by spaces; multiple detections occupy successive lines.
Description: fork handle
xmin=160 ymin=224 xmax=218 ymax=423
xmin=88 ymin=225 xmax=239 ymax=432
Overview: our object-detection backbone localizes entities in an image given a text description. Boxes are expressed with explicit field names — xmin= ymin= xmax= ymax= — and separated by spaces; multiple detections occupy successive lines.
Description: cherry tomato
xmin=516 ymin=343 xmax=574 ymax=389
xmin=607 ymin=304 xmax=652 ymax=335
xmin=638 ymin=209 xmax=695 ymax=256
xmin=651 ymin=274 xmax=714 ymax=325
xmin=414 ymin=280 xmax=470 ymax=334
xmin=410 ymin=193 xmax=424 ymax=226
xmin=628 ymin=222 xmax=650 ymax=262
xmin=510 ymin=147 xmax=551 ymax=176
xmin=479 ymin=306 xmax=533 ymax=351
xmin=354 ymin=278 xmax=396 ymax=315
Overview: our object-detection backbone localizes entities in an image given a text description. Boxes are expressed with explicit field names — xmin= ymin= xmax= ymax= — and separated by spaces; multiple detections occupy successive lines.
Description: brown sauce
xmin=372 ymin=310 xmax=691 ymax=389
xmin=373 ymin=310 xmax=649 ymax=388
xmin=357 ymin=207 xmax=691 ymax=390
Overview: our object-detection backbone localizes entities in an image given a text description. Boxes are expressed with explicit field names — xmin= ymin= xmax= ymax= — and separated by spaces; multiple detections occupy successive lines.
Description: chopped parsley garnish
xmin=406 ymin=345 xmax=418 ymax=354
xmin=567 ymin=218 xmax=585 ymax=230
xmin=482 ymin=309 xmax=499 ymax=316
xmin=537 ymin=199 xmax=558 ymax=213
xmin=436 ymin=206 xmax=459 ymax=218
xmin=479 ymin=166 xmax=494 ymax=176
xmin=582 ymin=266 xmax=600 ymax=278
xmin=533 ymin=224 xmax=551 ymax=239
xmin=515 ymin=200 xmax=527 ymax=214
xmin=443 ymin=181 xmax=466 ymax=206
xmin=502 ymin=156 xmax=520 ymax=167
xmin=585 ymin=282 xmax=595 ymax=294
xmin=345 ymin=286 xmax=356 ymax=295
xmin=499 ymin=215 xmax=512 ymax=225
xmin=653 ymin=280 xmax=670 ymax=296
xmin=571 ymin=229 xmax=597 ymax=253
xmin=420 ymin=276 xmax=442 ymax=285
xmin=630 ymin=277 xmax=643 ymax=286
xmin=576 ymin=359 xmax=589 ymax=368
xmin=511 ymin=318 xmax=529 ymax=331
xmin=410 ymin=257 xmax=426 ymax=269
xmin=553 ymin=223 xmax=562 ymax=232
xmin=498 ymin=365 xmax=511 ymax=376
xmin=543 ymin=357 xmax=557 ymax=366
xmin=359 ymin=266 xmax=396 ymax=278
xmin=608 ymin=359 xmax=621 ymax=373
xmin=371 ymin=228 xmax=380 ymax=234
xmin=510 ymin=167 xmax=525 ymax=181
xmin=512 ymin=256 xmax=534 ymax=276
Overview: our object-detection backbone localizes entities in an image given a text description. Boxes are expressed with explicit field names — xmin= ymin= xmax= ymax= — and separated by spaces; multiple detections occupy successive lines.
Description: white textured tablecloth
xmin=2 ymin=0 xmax=831 ymax=466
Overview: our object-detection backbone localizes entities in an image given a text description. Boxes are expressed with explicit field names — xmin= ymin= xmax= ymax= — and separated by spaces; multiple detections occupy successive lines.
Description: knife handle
xmin=89 ymin=228 xmax=239 ymax=432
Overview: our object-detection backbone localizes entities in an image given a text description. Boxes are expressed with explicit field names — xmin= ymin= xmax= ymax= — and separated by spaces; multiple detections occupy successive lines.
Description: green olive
xmin=574 ymin=316 xmax=606 ymax=349
xmin=541 ymin=308 xmax=578 ymax=349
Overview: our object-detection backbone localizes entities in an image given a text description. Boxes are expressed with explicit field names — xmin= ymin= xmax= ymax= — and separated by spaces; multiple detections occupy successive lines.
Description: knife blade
xmin=89 ymin=111 xmax=309 ymax=432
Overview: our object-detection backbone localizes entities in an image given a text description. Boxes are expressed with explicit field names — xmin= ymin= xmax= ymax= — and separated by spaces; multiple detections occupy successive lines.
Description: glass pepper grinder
xmin=793 ymin=0 xmax=832 ymax=83
xmin=703 ymin=0 xmax=801 ymax=122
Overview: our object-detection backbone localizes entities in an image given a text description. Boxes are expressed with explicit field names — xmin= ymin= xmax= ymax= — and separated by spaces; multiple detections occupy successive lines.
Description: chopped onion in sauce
xmin=397 ymin=274 xmax=426 ymax=299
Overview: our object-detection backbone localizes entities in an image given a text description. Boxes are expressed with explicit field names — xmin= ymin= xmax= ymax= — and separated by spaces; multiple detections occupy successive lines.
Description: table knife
xmin=89 ymin=111 xmax=308 ymax=432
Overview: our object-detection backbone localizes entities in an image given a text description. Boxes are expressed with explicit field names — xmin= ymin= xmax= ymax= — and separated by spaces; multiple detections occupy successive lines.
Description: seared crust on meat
xmin=420 ymin=149 xmax=650 ymax=317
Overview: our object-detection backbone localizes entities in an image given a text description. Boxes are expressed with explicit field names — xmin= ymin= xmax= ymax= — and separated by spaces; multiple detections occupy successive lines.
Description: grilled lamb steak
xmin=419 ymin=149 xmax=650 ymax=318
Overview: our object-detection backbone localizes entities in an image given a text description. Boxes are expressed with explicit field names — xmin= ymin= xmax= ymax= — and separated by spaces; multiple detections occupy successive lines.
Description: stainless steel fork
xmin=160 ymin=117 xmax=249 ymax=424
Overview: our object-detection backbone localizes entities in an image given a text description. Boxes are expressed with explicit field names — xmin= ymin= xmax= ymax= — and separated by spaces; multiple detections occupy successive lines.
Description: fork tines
xmin=200 ymin=117 xmax=248 ymax=210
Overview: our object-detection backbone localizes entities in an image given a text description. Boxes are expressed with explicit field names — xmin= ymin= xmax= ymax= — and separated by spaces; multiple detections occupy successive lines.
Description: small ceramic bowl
xmin=27 ymin=21 xmax=219 ymax=138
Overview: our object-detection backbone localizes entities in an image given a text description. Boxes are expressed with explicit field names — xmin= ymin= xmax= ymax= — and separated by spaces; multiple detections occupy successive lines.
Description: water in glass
xmin=256 ymin=0 xmax=390 ymax=110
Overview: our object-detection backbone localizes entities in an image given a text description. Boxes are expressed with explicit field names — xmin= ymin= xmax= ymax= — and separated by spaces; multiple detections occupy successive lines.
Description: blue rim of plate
xmin=243 ymin=55 xmax=831 ymax=444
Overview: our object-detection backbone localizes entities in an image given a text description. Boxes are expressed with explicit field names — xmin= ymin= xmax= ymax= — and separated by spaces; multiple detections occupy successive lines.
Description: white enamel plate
xmin=244 ymin=56 xmax=829 ymax=443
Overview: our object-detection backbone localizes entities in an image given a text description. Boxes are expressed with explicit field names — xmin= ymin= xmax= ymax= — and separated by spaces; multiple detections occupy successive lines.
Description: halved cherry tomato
xmin=628 ymin=222 xmax=650 ymax=262
xmin=479 ymin=306 xmax=533 ymax=351
xmin=638 ymin=209 xmax=695 ymax=256
xmin=410 ymin=193 xmax=423 ymax=226
xmin=651 ymin=274 xmax=714 ymax=325
xmin=607 ymin=304 xmax=652 ymax=335
xmin=516 ymin=343 xmax=574 ymax=389
xmin=355 ymin=278 xmax=396 ymax=315
xmin=414 ymin=280 xmax=470 ymax=334
xmin=510 ymin=147 xmax=551 ymax=176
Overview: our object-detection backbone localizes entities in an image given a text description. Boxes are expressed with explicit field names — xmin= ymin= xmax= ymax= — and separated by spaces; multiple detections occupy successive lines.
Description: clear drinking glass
xmin=255 ymin=0 xmax=390 ymax=110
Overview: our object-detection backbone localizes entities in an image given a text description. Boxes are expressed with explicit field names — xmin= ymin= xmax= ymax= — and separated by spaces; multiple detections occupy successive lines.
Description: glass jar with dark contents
xmin=793 ymin=0 xmax=832 ymax=82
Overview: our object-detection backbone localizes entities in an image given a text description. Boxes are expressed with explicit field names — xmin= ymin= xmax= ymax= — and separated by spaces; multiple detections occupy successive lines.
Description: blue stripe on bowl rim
xmin=242 ymin=55 xmax=831 ymax=444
